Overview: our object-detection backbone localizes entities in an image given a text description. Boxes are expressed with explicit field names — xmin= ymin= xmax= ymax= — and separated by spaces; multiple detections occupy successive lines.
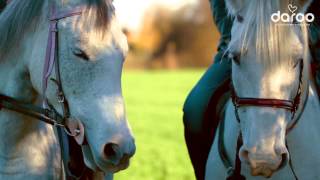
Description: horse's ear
xmin=225 ymin=0 xmax=245 ymax=15
xmin=294 ymin=0 xmax=313 ymax=13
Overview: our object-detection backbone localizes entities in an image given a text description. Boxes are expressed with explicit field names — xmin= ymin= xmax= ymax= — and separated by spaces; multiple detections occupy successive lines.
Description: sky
xmin=113 ymin=0 xmax=197 ymax=31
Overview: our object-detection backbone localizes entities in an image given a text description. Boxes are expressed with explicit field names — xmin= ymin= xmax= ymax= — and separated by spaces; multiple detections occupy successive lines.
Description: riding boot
xmin=184 ymin=128 xmax=212 ymax=180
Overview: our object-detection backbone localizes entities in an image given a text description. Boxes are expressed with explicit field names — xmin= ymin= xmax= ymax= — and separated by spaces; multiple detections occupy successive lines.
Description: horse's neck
xmin=0 ymin=31 xmax=61 ymax=179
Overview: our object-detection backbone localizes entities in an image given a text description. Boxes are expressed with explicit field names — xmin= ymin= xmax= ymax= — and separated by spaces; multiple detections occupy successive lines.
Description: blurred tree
xmin=126 ymin=0 xmax=220 ymax=69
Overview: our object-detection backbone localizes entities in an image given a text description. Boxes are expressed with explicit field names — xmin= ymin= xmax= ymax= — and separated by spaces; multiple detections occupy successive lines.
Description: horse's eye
xmin=293 ymin=58 xmax=303 ymax=68
xmin=229 ymin=52 xmax=241 ymax=65
xmin=73 ymin=49 xmax=90 ymax=61
xmin=237 ymin=15 xmax=244 ymax=23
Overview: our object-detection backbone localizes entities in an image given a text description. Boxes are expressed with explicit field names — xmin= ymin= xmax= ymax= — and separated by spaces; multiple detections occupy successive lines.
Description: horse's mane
xmin=227 ymin=0 xmax=310 ymax=67
xmin=0 ymin=0 xmax=114 ymax=59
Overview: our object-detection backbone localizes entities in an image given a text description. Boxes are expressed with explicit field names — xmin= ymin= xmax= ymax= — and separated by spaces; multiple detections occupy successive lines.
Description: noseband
xmin=231 ymin=59 xmax=305 ymax=131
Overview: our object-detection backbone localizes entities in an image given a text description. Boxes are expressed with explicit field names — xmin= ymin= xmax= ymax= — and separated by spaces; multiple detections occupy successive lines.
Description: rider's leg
xmin=183 ymin=0 xmax=233 ymax=179
xmin=183 ymin=55 xmax=231 ymax=180
xmin=183 ymin=52 xmax=231 ymax=180
xmin=0 ymin=0 xmax=6 ymax=12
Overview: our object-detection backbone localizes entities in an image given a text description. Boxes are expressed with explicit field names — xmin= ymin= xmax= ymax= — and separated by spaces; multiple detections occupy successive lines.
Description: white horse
xmin=206 ymin=0 xmax=320 ymax=179
xmin=0 ymin=0 xmax=135 ymax=179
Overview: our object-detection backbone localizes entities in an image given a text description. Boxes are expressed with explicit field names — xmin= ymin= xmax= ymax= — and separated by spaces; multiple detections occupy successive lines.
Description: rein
xmin=219 ymin=60 xmax=308 ymax=180
xmin=0 ymin=94 xmax=64 ymax=126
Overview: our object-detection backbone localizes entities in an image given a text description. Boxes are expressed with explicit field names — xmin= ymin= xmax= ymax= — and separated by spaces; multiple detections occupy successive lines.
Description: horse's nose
xmin=102 ymin=139 xmax=136 ymax=165
xmin=239 ymin=145 xmax=289 ymax=169
xmin=103 ymin=143 xmax=121 ymax=163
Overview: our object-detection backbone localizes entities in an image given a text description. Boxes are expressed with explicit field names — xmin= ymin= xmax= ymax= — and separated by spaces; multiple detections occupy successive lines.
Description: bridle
xmin=42 ymin=4 xmax=84 ymax=134
xmin=231 ymin=59 xmax=306 ymax=131
xmin=219 ymin=59 xmax=308 ymax=180
xmin=0 ymin=2 xmax=90 ymax=179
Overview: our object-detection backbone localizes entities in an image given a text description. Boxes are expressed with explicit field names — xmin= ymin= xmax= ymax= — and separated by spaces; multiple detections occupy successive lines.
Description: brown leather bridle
xmin=231 ymin=59 xmax=305 ymax=131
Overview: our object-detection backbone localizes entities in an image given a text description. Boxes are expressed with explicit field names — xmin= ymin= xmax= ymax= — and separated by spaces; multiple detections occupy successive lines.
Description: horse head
xmin=225 ymin=0 xmax=312 ymax=177
xmin=0 ymin=0 xmax=136 ymax=175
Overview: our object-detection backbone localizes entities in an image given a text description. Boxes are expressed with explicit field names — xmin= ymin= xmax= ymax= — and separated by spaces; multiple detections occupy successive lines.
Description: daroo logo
xmin=271 ymin=4 xmax=315 ymax=24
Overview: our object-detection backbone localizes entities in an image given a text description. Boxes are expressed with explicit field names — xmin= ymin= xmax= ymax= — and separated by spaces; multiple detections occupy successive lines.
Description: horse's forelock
xmin=0 ymin=0 xmax=44 ymax=59
xmin=228 ymin=0 xmax=309 ymax=68
xmin=0 ymin=0 xmax=114 ymax=60
xmin=85 ymin=0 xmax=114 ymax=31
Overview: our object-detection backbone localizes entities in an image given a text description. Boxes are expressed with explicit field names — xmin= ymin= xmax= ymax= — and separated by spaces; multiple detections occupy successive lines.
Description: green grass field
xmin=115 ymin=69 xmax=205 ymax=180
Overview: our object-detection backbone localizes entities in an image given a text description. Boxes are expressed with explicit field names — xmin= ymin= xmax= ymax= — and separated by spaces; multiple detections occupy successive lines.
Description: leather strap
xmin=44 ymin=4 xmax=87 ymax=179
xmin=218 ymin=116 xmax=246 ymax=179
xmin=42 ymin=4 xmax=58 ymax=108
xmin=42 ymin=5 xmax=84 ymax=111
xmin=233 ymin=97 xmax=295 ymax=110
xmin=0 ymin=94 xmax=64 ymax=126
xmin=233 ymin=137 xmax=245 ymax=180
xmin=50 ymin=7 xmax=83 ymax=21
xmin=218 ymin=116 xmax=234 ymax=177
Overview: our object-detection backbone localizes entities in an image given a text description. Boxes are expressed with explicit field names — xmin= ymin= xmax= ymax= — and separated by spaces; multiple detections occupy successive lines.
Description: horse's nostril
xmin=278 ymin=153 xmax=289 ymax=170
xmin=103 ymin=143 xmax=120 ymax=162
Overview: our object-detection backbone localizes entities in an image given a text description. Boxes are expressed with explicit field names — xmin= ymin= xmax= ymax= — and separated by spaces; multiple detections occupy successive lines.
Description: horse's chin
xmin=250 ymin=166 xmax=275 ymax=178
xmin=81 ymin=144 xmax=130 ymax=173
xmin=81 ymin=144 xmax=99 ymax=171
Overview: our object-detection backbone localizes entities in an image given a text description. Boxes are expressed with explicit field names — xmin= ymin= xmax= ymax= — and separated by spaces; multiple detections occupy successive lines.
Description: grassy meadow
xmin=115 ymin=69 xmax=205 ymax=180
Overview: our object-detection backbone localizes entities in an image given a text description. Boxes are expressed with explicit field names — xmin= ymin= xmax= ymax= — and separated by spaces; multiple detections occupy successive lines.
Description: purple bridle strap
xmin=40 ymin=4 xmax=87 ymax=177
xmin=50 ymin=6 xmax=84 ymax=21
xmin=42 ymin=5 xmax=83 ymax=108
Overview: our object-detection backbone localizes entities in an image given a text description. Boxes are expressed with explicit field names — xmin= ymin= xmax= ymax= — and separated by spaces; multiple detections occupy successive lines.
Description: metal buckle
xmin=57 ymin=92 xmax=65 ymax=103
xmin=50 ymin=21 xmax=58 ymax=32
xmin=46 ymin=104 xmax=65 ymax=127
xmin=64 ymin=126 xmax=81 ymax=137
xmin=50 ymin=78 xmax=65 ymax=103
